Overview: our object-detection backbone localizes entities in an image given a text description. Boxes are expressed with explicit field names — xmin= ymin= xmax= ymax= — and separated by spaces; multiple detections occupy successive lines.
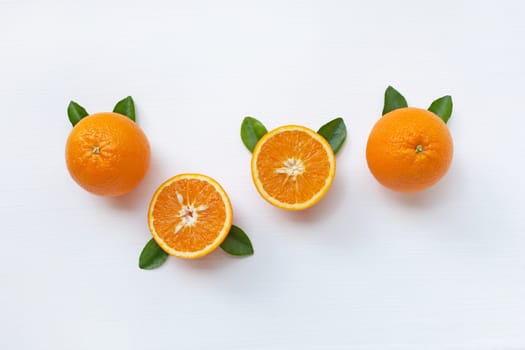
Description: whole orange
xmin=366 ymin=107 xmax=453 ymax=193
xmin=65 ymin=112 xmax=150 ymax=196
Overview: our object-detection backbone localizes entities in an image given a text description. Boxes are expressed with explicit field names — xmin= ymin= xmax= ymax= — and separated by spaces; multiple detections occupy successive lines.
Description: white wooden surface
xmin=1 ymin=0 xmax=524 ymax=349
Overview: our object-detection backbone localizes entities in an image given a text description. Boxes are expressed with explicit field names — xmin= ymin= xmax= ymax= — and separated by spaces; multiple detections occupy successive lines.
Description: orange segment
xmin=251 ymin=125 xmax=336 ymax=210
xmin=148 ymin=174 xmax=233 ymax=259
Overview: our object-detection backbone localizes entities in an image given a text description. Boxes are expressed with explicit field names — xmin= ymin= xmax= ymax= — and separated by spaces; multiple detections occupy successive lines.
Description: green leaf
xmin=113 ymin=96 xmax=136 ymax=121
xmin=428 ymin=95 xmax=453 ymax=123
xmin=220 ymin=225 xmax=254 ymax=257
xmin=67 ymin=101 xmax=88 ymax=126
xmin=317 ymin=117 xmax=347 ymax=154
xmin=139 ymin=238 xmax=168 ymax=270
xmin=382 ymin=85 xmax=408 ymax=115
xmin=241 ymin=117 xmax=268 ymax=152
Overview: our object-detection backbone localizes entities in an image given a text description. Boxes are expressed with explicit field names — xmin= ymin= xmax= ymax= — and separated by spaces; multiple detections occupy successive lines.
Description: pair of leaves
xmin=67 ymin=96 xmax=136 ymax=126
xmin=241 ymin=117 xmax=347 ymax=154
xmin=383 ymin=86 xmax=453 ymax=123
xmin=139 ymin=225 xmax=254 ymax=270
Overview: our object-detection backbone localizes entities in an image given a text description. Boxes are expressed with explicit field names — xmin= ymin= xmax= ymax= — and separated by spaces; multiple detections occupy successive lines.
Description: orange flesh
xmin=150 ymin=178 xmax=228 ymax=253
xmin=255 ymin=129 xmax=332 ymax=205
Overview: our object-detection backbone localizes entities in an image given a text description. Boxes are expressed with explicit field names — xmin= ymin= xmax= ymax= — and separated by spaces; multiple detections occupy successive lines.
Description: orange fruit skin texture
xmin=366 ymin=107 xmax=453 ymax=193
xmin=251 ymin=125 xmax=336 ymax=210
xmin=148 ymin=174 xmax=233 ymax=259
xmin=65 ymin=112 xmax=150 ymax=196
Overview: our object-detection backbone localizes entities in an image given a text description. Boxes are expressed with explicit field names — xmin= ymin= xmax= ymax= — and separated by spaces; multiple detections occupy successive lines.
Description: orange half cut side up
xmin=148 ymin=174 xmax=233 ymax=259
xmin=251 ymin=125 xmax=336 ymax=210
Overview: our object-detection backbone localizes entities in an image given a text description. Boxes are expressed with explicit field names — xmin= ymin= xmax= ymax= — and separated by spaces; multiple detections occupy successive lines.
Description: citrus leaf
xmin=241 ymin=117 xmax=267 ymax=152
xmin=383 ymin=86 xmax=408 ymax=115
xmin=67 ymin=101 xmax=88 ymax=126
xmin=428 ymin=95 xmax=453 ymax=123
xmin=113 ymin=96 xmax=136 ymax=121
xmin=220 ymin=225 xmax=254 ymax=256
xmin=139 ymin=238 xmax=168 ymax=270
xmin=317 ymin=117 xmax=347 ymax=154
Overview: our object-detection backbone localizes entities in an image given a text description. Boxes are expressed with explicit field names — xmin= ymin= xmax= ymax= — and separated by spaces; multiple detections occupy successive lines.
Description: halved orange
xmin=251 ymin=125 xmax=336 ymax=210
xmin=147 ymin=174 xmax=233 ymax=259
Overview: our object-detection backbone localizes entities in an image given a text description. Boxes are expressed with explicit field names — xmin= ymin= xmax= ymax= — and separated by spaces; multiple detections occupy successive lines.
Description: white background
xmin=1 ymin=0 xmax=524 ymax=349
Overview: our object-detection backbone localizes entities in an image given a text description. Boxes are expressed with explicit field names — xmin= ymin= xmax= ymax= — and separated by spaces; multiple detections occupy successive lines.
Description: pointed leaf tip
xmin=67 ymin=100 xmax=88 ymax=126
xmin=113 ymin=96 xmax=136 ymax=121
xmin=383 ymin=86 xmax=408 ymax=115
xmin=139 ymin=238 xmax=168 ymax=270
xmin=428 ymin=95 xmax=453 ymax=123
xmin=241 ymin=117 xmax=268 ymax=152
xmin=317 ymin=117 xmax=347 ymax=154
xmin=220 ymin=225 xmax=254 ymax=256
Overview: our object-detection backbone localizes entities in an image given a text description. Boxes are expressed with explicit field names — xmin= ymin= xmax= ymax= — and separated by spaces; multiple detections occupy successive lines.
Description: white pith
xmin=174 ymin=191 xmax=208 ymax=234
xmin=275 ymin=158 xmax=305 ymax=180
